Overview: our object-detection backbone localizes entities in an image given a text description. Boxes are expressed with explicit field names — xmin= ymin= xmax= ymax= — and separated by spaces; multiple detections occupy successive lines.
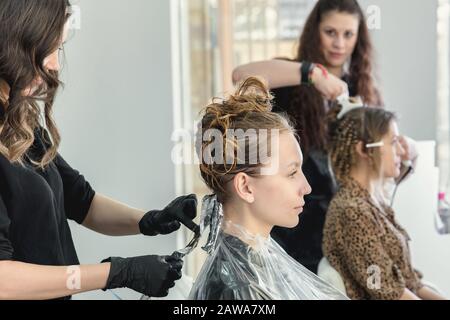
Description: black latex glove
xmin=102 ymin=254 xmax=183 ymax=298
xmin=139 ymin=194 xmax=198 ymax=236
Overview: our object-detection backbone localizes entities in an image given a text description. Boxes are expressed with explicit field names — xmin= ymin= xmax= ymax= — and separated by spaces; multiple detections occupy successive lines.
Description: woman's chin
xmin=325 ymin=58 xmax=346 ymax=69
xmin=279 ymin=217 xmax=300 ymax=229
xmin=385 ymin=170 xmax=400 ymax=180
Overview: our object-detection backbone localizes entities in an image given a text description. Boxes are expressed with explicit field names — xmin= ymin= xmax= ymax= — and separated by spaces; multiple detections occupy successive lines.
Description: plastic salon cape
xmin=188 ymin=219 xmax=348 ymax=300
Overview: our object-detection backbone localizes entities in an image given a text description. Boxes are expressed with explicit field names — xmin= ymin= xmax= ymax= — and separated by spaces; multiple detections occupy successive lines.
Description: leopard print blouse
xmin=322 ymin=177 xmax=424 ymax=300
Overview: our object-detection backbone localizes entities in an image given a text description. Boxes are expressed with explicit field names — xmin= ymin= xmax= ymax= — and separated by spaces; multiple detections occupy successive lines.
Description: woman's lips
xmin=329 ymin=52 xmax=345 ymax=59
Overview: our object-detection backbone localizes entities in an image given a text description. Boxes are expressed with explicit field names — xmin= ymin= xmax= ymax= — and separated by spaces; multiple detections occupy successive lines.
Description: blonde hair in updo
xmin=197 ymin=77 xmax=296 ymax=203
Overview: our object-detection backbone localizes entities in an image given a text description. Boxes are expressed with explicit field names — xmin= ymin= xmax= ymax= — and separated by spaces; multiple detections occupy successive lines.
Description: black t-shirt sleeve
xmin=0 ymin=193 xmax=14 ymax=261
xmin=54 ymin=154 xmax=96 ymax=225
xmin=271 ymin=86 xmax=297 ymax=113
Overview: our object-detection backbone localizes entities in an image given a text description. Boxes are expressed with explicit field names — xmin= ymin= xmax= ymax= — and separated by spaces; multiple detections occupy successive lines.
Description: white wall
xmin=394 ymin=142 xmax=450 ymax=297
xmin=54 ymin=0 xmax=178 ymax=300
xmin=358 ymin=0 xmax=438 ymax=141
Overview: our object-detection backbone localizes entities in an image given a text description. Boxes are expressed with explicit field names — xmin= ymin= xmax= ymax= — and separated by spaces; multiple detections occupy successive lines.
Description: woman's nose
xmin=43 ymin=51 xmax=61 ymax=72
xmin=397 ymin=142 xmax=406 ymax=156
xmin=300 ymin=174 xmax=312 ymax=196
xmin=333 ymin=36 xmax=345 ymax=49
xmin=304 ymin=182 xmax=312 ymax=196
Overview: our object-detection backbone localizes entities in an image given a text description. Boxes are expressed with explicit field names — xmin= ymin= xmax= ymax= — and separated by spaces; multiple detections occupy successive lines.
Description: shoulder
xmin=0 ymin=151 xmax=22 ymax=182
xmin=190 ymin=255 xmax=249 ymax=300
xmin=0 ymin=152 xmax=11 ymax=167
xmin=328 ymin=190 xmax=373 ymax=222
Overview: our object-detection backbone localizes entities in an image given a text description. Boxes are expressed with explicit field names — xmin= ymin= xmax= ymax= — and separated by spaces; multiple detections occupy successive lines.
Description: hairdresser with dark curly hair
xmin=0 ymin=0 xmax=197 ymax=300
xmin=233 ymin=0 xmax=418 ymax=274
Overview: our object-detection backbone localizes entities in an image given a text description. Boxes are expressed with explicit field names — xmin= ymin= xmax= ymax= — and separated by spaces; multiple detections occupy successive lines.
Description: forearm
xmin=0 ymin=260 xmax=110 ymax=300
xmin=417 ymin=286 xmax=447 ymax=300
xmin=232 ymin=60 xmax=302 ymax=89
xmin=83 ymin=194 xmax=145 ymax=236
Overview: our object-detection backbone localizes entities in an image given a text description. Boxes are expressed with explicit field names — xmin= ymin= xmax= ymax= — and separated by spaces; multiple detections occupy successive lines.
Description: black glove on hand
xmin=102 ymin=254 xmax=183 ymax=298
xmin=139 ymin=194 xmax=198 ymax=236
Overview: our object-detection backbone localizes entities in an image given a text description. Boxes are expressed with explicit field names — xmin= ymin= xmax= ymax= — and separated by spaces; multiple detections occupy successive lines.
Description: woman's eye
xmin=345 ymin=31 xmax=354 ymax=38
xmin=289 ymin=171 xmax=298 ymax=178
xmin=326 ymin=30 xmax=336 ymax=36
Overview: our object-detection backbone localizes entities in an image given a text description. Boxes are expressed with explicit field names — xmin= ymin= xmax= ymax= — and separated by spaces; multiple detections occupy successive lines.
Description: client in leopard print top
xmin=322 ymin=105 xmax=447 ymax=300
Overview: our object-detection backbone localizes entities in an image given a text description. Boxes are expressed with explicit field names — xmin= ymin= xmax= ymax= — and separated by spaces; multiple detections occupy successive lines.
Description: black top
xmin=0 ymin=128 xmax=95 ymax=287
xmin=270 ymin=78 xmax=356 ymax=273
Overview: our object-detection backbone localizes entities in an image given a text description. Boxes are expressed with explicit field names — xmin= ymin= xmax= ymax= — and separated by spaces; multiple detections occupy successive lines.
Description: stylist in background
xmin=0 ymin=0 xmax=197 ymax=300
xmin=233 ymin=0 xmax=418 ymax=273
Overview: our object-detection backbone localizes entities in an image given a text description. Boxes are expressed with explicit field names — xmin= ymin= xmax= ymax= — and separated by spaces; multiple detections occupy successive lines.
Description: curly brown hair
xmin=327 ymin=105 xmax=396 ymax=184
xmin=0 ymin=0 xmax=71 ymax=168
xmin=197 ymin=77 xmax=296 ymax=203
xmin=287 ymin=0 xmax=383 ymax=154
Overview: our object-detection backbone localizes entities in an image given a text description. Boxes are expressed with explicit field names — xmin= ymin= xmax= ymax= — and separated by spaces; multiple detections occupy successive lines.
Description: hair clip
xmin=337 ymin=94 xmax=365 ymax=120
xmin=366 ymin=141 xmax=384 ymax=148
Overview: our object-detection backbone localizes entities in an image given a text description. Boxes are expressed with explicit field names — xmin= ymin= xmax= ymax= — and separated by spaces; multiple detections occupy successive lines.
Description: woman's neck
xmin=222 ymin=201 xmax=272 ymax=241
xmin=350 ymin=164 xmax=389 ymax=210
xmin=349 ymin=165 xmax=378 ymax=196
xmin=326 ymin=65 xmax=344 ymax=79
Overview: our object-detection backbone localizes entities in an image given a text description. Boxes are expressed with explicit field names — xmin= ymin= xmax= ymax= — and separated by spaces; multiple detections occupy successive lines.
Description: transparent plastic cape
xmin=188 ymin=196 xmax=349 ymax=300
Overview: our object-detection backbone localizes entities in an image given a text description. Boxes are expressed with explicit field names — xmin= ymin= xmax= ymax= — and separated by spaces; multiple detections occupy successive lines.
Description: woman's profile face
xmin=249 ymin=132 xmax=312 ymax=229
xmin=319 ymin=10 xmax=359 ymax=69
xmin=379 ymin=121 xmax=405 ymax=179
xmin=24 ymin=20 xmax=70 ymax=96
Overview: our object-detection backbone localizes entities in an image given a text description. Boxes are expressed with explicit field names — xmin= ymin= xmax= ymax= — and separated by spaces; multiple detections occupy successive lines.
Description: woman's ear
xmin=355 ymin=141 xmax=370 ymax=159
xmin=233 ymin=173 xmax=255 ymax=204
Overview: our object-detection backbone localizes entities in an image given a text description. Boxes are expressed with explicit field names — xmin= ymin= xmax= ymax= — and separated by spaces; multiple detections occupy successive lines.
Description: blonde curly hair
xmin=197 ymin=77 xmax=296 ymax=203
